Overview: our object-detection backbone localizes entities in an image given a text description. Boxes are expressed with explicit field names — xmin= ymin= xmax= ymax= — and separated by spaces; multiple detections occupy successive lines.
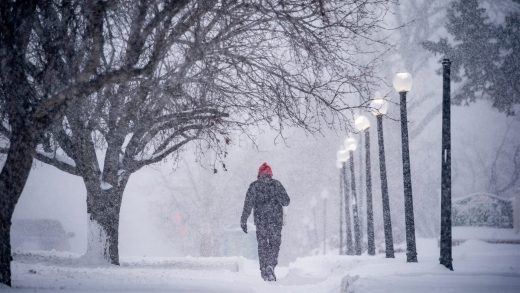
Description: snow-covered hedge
xmin=452 ymin=193 xmax=513 ymax=228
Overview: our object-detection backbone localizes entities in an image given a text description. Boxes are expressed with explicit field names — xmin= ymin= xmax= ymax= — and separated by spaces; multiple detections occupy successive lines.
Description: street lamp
xmin=355 ymin=115 xmax=375 ymax=256
xmin=337 ymin=149 xmax=354 ymax=255
xmin=393 ymin=71 xmax=418 ymax=263
xmin=302 ymin=216 xmax=312 ymax=249
xmin=344 ymin=136 xmax=362 ymax=255
xmin=320 ymin=189 xmax=329 ymax=255
xmin=336 ymin=153 xmax=344 ymax=255
xmin=440 ymin=58 xmax=453 ymax=270
xmin=370 ymin=95 xmax=394 ymax=258
xmin=310 ymin=196 xmax=319 ymax=248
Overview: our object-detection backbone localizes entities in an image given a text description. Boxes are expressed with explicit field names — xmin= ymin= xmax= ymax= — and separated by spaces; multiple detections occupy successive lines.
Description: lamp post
xmin=310 ymin=196 xmax=319 ymax=248
xmin=440 ymin=58 xmax=453 ymax=270
xmin=393 ymin=71 xmax=418 ymax=263
xmin=321 ymin=189 xmax=329 ymax=255
xmin=338 ymin=149 xmax=354 ymax=255
xmin=345 ymin=137 xmax=362 ymax=255
xmin=302 ymin=216 xmax=312 ymax=249
xmin=370 ymin=96 xmax=394 ymax=258
xmin=355 ymin=115 xmax=375 ymax=256
xmin=336 ymin=155 xmax=344 ymax=255
xmin=357 ymin=132 xmax=365 ymax=252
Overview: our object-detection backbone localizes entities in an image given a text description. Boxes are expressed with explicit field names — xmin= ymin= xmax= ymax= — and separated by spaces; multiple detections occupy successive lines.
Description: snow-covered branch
xmin=34 ymin=146 xmax=79 ymax=176
xmin=130 ymin=135 xmax=197 ymax=172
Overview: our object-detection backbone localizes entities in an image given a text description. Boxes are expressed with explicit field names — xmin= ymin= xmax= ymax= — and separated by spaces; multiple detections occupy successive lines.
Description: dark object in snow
xmin=264 ymin=265 xmax=276 ymax=281
xmin=240 ymin=163 xmax=290 ymax=281
xmin=375 ymin=114 xmax=394 ymax=258
xmin=440 ymin=58 xmax=453 ymax=271
xmin=11 ymin=219 xmax=73 ymax=252
xmin=338 ymin=169 xmax=344 ymax=255
xmin=341 ymin=162 xmax=355 ymax=255
xmin=399 ymin=90 xmax=418 ymax=263
xmin=364 ymin=129 xmax=375 ymax=256
xmin=348 ymin=151 xmax=362 ymax=256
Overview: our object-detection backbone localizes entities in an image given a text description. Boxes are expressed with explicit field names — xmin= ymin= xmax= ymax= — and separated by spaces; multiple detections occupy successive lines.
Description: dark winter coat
xmin=240 ymin=175 xmax=290 ymax=227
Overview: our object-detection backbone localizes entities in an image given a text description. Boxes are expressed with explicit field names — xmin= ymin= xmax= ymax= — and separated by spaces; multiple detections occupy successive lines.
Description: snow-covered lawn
xmin=2 ymin=238 xmax=520 ymax=292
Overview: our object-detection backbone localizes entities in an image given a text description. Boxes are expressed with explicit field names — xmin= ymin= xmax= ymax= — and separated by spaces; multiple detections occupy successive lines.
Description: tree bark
xmin=84 ymin=179 xmax=126 ymax=265
xmin=0 ymin=125 xmax=39 ymax=286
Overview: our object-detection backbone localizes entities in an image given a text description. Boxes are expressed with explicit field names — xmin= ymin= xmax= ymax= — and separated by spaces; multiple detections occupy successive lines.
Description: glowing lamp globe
xmin=355 ymin=115 xmax=371 ymax=131
xmin=337 ymin=149 xmax=349 ymax=163
xmin=393 ymin=72 xmax=413 ymax=93
xmin=370 ymin=93 xmax=388 ymax=116
xmin=344 ymin=137 xmax=358 ymax=152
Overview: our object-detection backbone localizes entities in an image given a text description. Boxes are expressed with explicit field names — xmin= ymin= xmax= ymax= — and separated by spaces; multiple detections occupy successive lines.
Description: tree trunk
xmin=0 ymin=126 xmax=38 ymax=286
xmin=84 ymin=180 xmax=125 ymax=265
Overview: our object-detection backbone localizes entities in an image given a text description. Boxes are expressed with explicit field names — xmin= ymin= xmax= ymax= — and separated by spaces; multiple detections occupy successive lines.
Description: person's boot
xmin=260 ymin=268 xmax=268 ymax=281
xmin=266 ymin=265 xmax=276 ymax=281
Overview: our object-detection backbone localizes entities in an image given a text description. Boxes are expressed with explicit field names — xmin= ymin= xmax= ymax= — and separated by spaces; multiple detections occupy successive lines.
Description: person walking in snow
xmin=240 ymin=162 xmax=290 ymax=281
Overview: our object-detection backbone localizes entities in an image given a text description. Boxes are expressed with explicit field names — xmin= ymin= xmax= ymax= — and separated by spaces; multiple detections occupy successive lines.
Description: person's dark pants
xmin=256 ymin=222 xmax=282 ymax=275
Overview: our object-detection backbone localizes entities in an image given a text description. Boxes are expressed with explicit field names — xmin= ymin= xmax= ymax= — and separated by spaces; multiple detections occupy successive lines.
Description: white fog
xmin=1 ymin=0 xmax=519 ymax=292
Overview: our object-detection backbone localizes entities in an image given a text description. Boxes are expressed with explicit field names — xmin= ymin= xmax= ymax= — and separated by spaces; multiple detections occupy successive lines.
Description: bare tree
xmin=0 ymin=0 xmax=218 ymax=286
xmin=23 ymin=0 xmax=390 ymax=265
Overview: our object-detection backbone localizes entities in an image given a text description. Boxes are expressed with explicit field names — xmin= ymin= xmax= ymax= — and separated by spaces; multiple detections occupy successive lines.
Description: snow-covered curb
xmin=13 ymin=251 xmax=246 ymax=272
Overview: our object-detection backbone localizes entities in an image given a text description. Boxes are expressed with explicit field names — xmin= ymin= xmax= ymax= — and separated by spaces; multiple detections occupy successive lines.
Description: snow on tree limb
xmin=33 ymin=146 xmax=79 ymax=176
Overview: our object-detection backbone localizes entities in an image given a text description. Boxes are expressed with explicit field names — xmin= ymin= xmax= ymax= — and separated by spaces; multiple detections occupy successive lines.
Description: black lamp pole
xmin=364 ymin=129 xmax=375 ymax=255
xmin=376 ymin=114 xmax=394 ymax=258
xmin=312 ymin=201 xmax=318 ymax=246
xmin=349 ymin=151 xmax=362 ymax=255
xmin=440 ymin=58 xmax=453 ymax=270
xmin=323 ymin=196 xmax=327 ymax=255
xmin=358 ymin=133 xmax=365 ymax=251
xmin=339 ymin=169 xmax=344 ymax=255
xmin=399 ymin=90 xmax=418 ymax=263
xmin=342 ymin=162 xmax=354 ymax=255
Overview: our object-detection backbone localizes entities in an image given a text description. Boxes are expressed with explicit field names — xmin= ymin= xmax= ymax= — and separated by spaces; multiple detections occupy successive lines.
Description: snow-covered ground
xmin=452 ymin=226 xmax=520 ymax=242
xmin=2 ymin=238 xmax=520 ymax=292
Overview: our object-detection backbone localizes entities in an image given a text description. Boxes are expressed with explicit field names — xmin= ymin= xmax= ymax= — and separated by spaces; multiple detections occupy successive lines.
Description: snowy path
xmin=5 ymin=253 xmax=351 ymax=293
xmin=2 ymin=239 xmax=520 ymax=292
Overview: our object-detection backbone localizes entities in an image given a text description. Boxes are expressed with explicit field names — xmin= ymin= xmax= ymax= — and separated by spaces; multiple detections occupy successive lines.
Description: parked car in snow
xmin=11 ymin=219 xmax=74 ymax=252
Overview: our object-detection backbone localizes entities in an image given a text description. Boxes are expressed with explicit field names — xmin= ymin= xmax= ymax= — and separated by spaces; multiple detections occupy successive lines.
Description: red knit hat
xmin=258 ymin=162 xmax=273 ymax=178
